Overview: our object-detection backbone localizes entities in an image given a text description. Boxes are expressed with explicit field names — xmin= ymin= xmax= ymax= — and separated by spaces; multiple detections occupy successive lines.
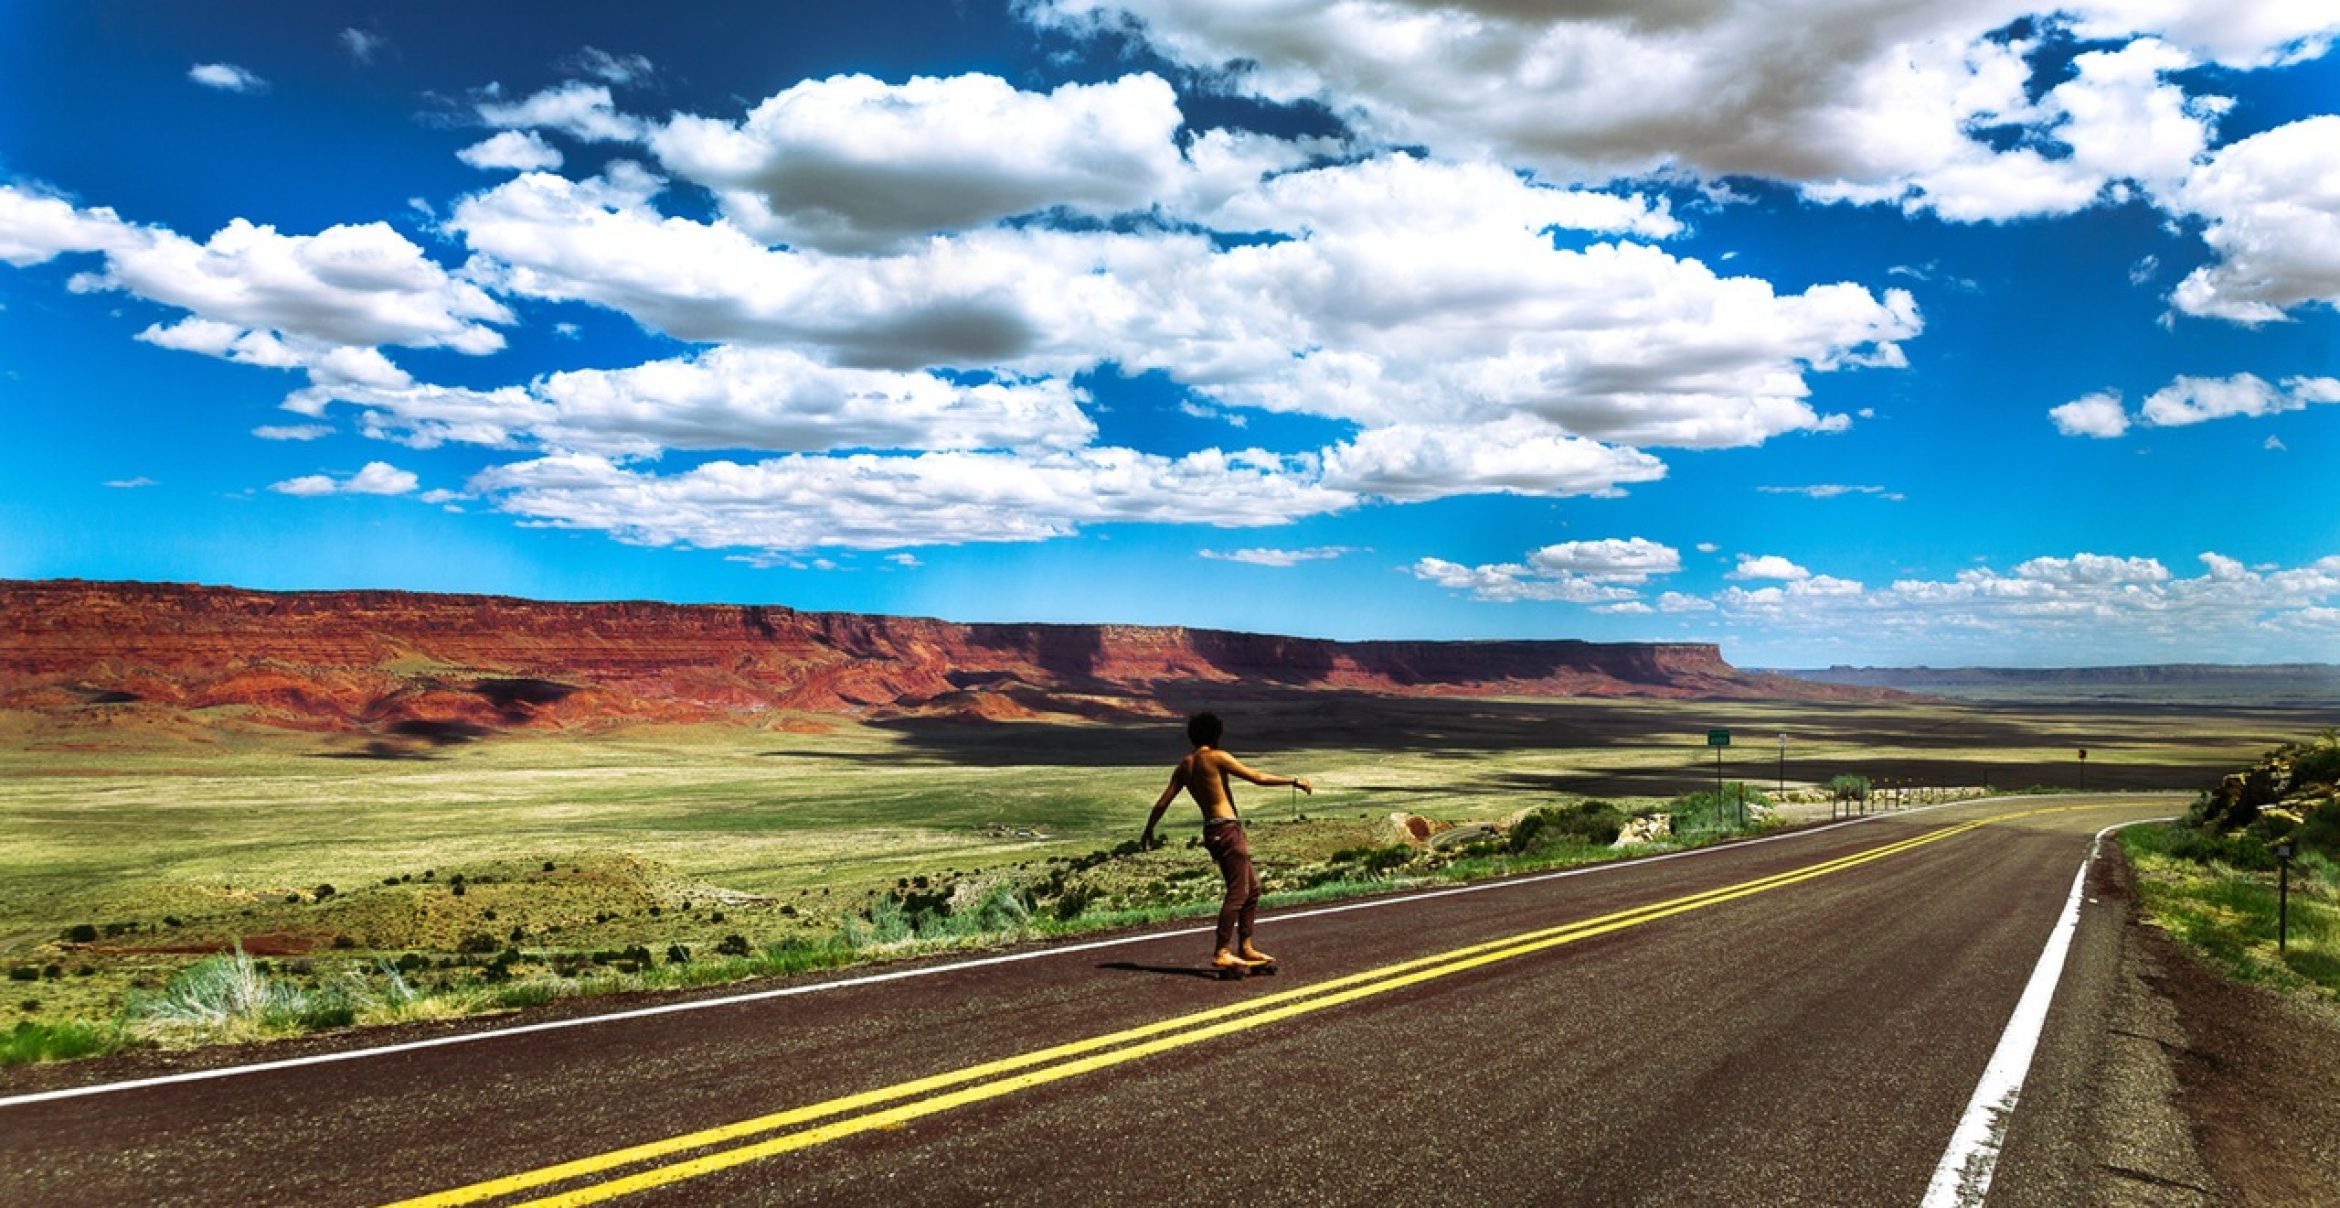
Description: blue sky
xmin=3 ymin=1 xmax=2337 ymax=666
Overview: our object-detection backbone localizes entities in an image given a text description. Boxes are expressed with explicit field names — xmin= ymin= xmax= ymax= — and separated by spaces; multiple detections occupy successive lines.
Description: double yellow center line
xmin=391 ymin=810 xmax=2081 ymax=1207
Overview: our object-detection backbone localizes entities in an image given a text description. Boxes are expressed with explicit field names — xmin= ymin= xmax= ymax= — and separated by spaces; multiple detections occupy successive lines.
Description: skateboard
xmin=1212 ymin=958 xmax=1279 ymax=980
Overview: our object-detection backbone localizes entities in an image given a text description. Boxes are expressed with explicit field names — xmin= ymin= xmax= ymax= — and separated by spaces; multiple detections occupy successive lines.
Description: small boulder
xmin=1615 ymin=814 xmax=1672 ymax=847
xmin=1387 ymin=812 xmax=1452 ymax=846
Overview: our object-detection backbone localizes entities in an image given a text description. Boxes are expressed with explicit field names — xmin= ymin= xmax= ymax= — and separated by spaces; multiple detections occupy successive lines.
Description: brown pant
xmin=1202 ymin=818 xmax=1260 ymax=953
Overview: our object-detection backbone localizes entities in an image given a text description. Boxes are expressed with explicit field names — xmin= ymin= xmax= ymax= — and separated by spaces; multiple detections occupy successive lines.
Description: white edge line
xmin=0 ymin=795 xmax=2155 ymax=1111
xmin=1919 ymin=816 xmax=2174 ymax=1208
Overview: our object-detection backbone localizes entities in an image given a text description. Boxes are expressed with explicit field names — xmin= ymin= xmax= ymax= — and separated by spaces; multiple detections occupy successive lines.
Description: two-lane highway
xmin=0 ymin=797 xmax=2180 ymax=1205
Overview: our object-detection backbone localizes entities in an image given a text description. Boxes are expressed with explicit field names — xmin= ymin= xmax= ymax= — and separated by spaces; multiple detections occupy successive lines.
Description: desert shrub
xmin=2291 ymin=734 xmax=2340 ymax=786
xmin=715 ymin=934 xmax=751 ymax=958
xmin=284 ymin=894 xmax=301 ymax=904
xmin=129 ymin=945 xmax=305 ymax=1034
xmin=5 ymin=968 xmax=34 ymax=982
xmin=665 ymin=944 xmax=691 ymax=965
xmin=62 ymin=924 xmax=97 ymax=944
xmin=1829 ymin=774 xmax=1871 ymax=801
xmin=457 ymin=933 xmax=500 ymax=955
xmin=1671 ymin=784 xmax=1771 ymax=834
xmin=2128 ymin=823 xmax=2277 ymax=871
xmin=1052 ymin=887 xmax=1095 ymax=921
xmin=1514 ymin=801 xmax=1627 ymax=852
xmin=314 ymin=884 xmax=336 ymax=900
xmin=937 ymin=883 xmax=1030 ymax=938
xmin=1326 ymin=844 xmax=1415 ymax=875
xmin=2300 ymin=800 xmax=2340 ymax=859
xmin=542 ymin=860 xmax=556 ymax=872
xmin=332 ymin=935 xmax=356 ymax=950
xmin=710 ymin=912 xmax=725 ymax=924
xmin=843 ymin=897 xmax=913 ymax=947
xmin=0 ymin=1019 xmax=119 ymax=1066
xmin=162 ymin=916 xmax=181 ymax=928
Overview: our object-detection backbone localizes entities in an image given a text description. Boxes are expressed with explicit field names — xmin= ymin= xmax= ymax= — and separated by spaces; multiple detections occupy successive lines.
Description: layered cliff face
xmin=0 ymin=579 xmax=1846 ymax=735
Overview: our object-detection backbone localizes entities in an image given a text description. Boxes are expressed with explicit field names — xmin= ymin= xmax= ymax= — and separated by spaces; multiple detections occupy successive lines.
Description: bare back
xmin=1174 ymin=747 xmax=1244 ymax=820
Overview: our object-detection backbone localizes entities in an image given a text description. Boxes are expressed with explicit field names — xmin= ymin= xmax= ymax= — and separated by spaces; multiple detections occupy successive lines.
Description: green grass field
xmin=0 ymin=691 xmax=2315 ymax=1061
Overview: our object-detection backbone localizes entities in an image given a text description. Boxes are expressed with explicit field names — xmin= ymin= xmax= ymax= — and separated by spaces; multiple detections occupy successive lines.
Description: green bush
xmin=62 ymin=924 xmax=98 ymax=944
xmin=0 ymin=1019 xmax=119 ymax=1066
xmin=1671 ymin=784 xmax=1772 ymax=833
xmin=1508 ymin=802 xmax=1628 ymax=853
xmin=2290 ymin=733 xmax=2340 ymax=786
xmin=1052 ymin=887 xmax=1095 ymax=921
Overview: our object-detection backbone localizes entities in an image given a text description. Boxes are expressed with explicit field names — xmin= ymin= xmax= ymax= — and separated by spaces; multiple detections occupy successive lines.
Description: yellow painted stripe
xmin=389 ymin=821 xmax=1971 ymax=1208
xmin=391 ymin=815 xmax=2017 ymax=1207
xmin=508 ymin=820 xmax=1983 ymax=1206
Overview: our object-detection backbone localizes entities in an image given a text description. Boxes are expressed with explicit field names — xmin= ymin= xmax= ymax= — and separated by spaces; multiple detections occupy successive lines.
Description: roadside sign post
xmin=2276 ymin=841 xmax=2295 ymax=952
xmin=1707 ymin=729 xmax=1730 ymax=807
xmin=2078 ymin=747 xmax=2087 ymax=792
xmin=1777 ymin=734 xmax=1787 ymax=794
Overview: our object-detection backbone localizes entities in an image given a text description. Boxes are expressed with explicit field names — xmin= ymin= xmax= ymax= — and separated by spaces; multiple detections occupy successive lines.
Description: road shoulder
xmin=2143 ymin=899 xmax=2340 ymax=1205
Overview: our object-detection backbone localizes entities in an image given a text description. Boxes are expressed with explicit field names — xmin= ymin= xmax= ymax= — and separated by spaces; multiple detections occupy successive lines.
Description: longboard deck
xmin=1213 ymin=961 xmax=1279 ymax=980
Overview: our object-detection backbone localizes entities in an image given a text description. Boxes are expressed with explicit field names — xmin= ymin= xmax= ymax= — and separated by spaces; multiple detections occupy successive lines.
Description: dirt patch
xmin=2144 ymin=924 xmax=2340 ymax=1204
xmin=101 ymin=931 xmax=317 ymax=957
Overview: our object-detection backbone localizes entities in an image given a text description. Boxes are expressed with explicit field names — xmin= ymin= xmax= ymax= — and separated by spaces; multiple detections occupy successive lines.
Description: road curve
xmin=0 ymin=796 xmax=2180 ymax=1206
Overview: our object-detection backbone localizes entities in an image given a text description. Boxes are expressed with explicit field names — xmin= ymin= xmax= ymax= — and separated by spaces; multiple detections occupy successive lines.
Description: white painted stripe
xmin=0 ymin=794 xmax=2162 ymax=1111
xmin=1921 ymin=817 xmax=2173 ymax=1208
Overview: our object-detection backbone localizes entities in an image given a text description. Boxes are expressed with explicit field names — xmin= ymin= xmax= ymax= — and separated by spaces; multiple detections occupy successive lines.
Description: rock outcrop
xmin=0 ymin=578 xmax=1879 ymax=735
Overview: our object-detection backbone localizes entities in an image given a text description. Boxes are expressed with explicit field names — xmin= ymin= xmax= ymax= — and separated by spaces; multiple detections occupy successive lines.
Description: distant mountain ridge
xmin=0 ymin=579 xmax=1880 ymax=737
xmin=1774 ymin=663 xmax=2340 ymax=703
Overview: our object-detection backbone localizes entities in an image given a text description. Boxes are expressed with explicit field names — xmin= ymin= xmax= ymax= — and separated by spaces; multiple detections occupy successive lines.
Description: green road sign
xmin=1707 ymin=729 xmax=1731 ymax=747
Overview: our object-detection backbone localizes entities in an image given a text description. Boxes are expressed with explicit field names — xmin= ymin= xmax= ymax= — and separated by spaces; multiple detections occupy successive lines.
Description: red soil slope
xmin=0 ymin=579 xmax=1870 ymax=734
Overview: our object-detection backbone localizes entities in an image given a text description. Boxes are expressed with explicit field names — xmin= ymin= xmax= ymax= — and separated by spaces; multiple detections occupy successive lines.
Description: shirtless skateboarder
xmin=1141 ymin=712 xmax=1312 ymax=977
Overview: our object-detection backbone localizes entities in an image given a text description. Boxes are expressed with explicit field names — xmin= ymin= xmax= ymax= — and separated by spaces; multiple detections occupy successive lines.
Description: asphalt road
xmin=0 ymin=796 xmax=2183 ymax=1206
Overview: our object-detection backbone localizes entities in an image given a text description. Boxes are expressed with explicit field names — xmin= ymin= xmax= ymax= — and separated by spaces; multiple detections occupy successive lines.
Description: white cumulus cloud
xmin=470 ymin=448 xmax=1355 ymax=552
xmin=1410 ymin=537 xmax=1680 ymax=604
xmin=1731 ymin=554 xmax=1812 ymax=581
xmin=1672 ymin=548 xmax=2340 ymax=663
xmin=189 ymin=63 xmax=266 ymax=93
xmin=1199 ymin=546 xmax=1359 ymax=567
xmin=2170 ymin=116 xmax=2340 ymax=323
xmin=1029 ymin=0 xmax=2320 ymax=226
xmin=458 ymin=131 xmax=564 ymax=173
xmin=476 ymin=81 xmax=643 ymax=143
xmin=270 ymin=460 xmax=418 ymax=497
xmin=650 ymin=73 xmax=1193 ymax=253
xmin=2049 ymin=390 xmax=2132 ymax=438
xmin=2052 ymin=374 xmax=2340 ymax=437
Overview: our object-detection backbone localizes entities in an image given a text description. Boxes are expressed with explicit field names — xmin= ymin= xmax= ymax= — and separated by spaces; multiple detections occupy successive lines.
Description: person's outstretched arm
xmin=1218 ymin=753 xmax=1312 ymax=795
xmin=1141 ymin=764 xmax=1186 ymax=849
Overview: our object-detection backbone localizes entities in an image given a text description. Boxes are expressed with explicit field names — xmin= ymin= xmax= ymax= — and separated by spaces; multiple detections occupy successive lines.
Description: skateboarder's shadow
xmin=1097 ymin=960 xmax=1225 ymax=980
